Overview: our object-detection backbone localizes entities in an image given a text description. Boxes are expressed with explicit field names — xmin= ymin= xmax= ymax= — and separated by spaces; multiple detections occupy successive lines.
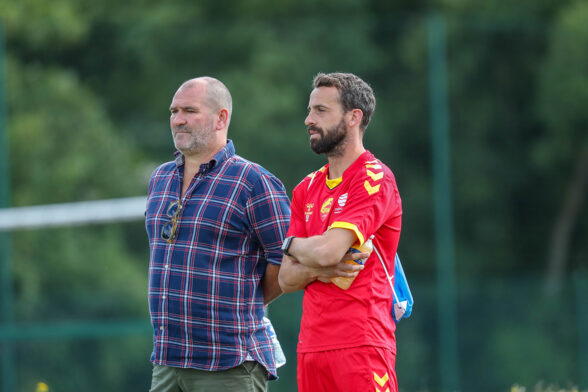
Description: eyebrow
xmin=308 ymin=104 xmax=328 ymax=111
xmin=169 ymin=105 xmax=198 ymax=112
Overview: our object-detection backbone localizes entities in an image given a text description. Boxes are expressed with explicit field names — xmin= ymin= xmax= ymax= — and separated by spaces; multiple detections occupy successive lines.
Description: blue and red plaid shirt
xmin=145 ymin=140 xmax=290 ymax=379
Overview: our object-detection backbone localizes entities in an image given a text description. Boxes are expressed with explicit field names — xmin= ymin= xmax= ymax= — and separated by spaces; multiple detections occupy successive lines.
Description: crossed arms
xmin=277 ymin=228 xmax=369 ymax=293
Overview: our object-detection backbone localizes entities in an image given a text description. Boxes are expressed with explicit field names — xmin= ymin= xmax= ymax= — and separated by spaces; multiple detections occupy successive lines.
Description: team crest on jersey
xmin=334 ymin=193 xmax=348 ymax=214
xmin=320 ymin=197 xmax=334 ymax=221
xmin=305 ymin=203 xmax=314 ymax=222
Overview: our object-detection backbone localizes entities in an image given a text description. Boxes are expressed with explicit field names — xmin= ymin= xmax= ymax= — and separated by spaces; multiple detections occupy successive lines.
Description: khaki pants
xmin=149 ymin=362 xmax=268 ymax=392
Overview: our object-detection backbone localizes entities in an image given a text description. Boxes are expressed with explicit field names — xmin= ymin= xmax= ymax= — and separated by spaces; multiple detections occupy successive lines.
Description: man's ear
xmin=347 ymin=108 xmax=364 ymax=128
xmin=216 ymin=108 xmax=230 ymax=130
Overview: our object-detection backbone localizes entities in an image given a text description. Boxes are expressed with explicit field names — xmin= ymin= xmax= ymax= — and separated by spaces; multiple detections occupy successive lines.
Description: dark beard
xmin=309 ymin=118 xmax=347 ymax=156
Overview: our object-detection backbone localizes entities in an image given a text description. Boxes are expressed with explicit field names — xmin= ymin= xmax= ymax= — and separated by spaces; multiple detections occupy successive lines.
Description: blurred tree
xmin=536 ymin=0 xmax=588 ymax=295
xmin=2 ymin=2 xmax=150 ymax=390
xmin=2 ymin=0 xmax=587 ymax=390
xmin=0 ymin=0 xmax=90 ymax=48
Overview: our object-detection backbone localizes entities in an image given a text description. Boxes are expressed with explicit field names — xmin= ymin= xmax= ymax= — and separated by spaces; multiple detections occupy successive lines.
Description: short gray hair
xmin=182 ymin=77 xmax=233 ymax=124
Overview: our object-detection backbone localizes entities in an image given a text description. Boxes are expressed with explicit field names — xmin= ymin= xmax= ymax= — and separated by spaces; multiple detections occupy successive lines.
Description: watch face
xmin=281 ymin=236 xmax=292 ymax=255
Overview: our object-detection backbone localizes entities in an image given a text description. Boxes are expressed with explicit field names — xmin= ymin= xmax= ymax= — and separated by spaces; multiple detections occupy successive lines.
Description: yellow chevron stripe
xmin=375 ymin=388 xmax=390 ymax=392
xmin=373 ymin=371 xmax=389 ymax=387
xmin=306 ymin=165 xmax=327 ymax=178
xmin=366 ymin=169 xmax=384 ymax=181
xmin=366 ymin=164 xmax=382 ymax=169
xmin=364 ymin=181 xmax=381 ymax=196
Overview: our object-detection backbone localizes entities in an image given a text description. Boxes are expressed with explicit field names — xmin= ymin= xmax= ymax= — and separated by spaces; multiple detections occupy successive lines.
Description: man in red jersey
xmin=278 ymin=72 xmax=402 ymax=392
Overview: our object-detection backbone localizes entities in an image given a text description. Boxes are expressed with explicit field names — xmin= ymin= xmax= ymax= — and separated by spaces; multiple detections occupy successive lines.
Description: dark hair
xmin=312 ymin=72 xmax=376 ymax=130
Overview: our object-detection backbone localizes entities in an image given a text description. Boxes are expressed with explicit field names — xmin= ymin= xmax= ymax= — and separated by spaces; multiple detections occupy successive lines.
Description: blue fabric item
xmin=392 ymin=254 xmax=414 ymax=323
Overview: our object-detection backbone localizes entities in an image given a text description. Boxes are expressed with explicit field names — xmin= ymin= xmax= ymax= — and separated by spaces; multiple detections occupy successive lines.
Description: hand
xmin=314 ymin=250 xmax=369 ymax=283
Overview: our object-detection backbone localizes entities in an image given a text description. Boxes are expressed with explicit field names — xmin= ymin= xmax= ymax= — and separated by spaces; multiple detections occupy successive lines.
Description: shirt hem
xmin=150 ymin=358 xmax=278 ymax=380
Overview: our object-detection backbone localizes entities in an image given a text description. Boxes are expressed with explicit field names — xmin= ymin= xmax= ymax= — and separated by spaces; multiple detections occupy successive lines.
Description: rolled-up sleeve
xmin=247 ymin=173 xmax=291 ymax=266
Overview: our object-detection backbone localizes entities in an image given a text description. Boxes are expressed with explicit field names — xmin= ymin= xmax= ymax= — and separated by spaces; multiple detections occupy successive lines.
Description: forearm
xmin=278 ymin=255 xmax=318 ymax=293
xmin=262 ymin=263 xmax=283 ymax=305
xmin=278 ymin=252 xmax=367 ymax=293
xmin=262 ymin=281 xmax=282 ymax=306
xmin=288 ymin=229 xmax=356 ymax=268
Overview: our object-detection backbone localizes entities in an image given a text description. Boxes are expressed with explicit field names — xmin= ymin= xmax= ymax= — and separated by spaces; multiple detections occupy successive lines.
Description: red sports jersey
xmin=288 ymin=150 xmax=402 ymax=353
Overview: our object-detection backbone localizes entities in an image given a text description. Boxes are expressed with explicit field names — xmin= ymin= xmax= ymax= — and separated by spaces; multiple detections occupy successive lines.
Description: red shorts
xmin=297 ymin=346 xmax=397 ymax=392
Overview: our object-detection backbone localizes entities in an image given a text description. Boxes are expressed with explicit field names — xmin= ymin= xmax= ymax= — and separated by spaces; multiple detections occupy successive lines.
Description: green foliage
xmin=511 ymin=383 xmax=586 ymax=392
xmin=6 ymin=58 xmax=144 ymax=205
xmin=2 ymin=0 xmax=587 ymax=391
xmin=14 ymin=225 xmax=148 ymax=321
xmin=536 ymin=0 xmax=588 ymax=169
xmin=16 ymin=336 xmax=151 ymax=392
xmin=0 ymin=0 xmax=90 ymax=47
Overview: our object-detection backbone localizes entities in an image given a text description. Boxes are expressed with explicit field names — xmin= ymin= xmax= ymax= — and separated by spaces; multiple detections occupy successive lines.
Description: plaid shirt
xmin=145 ymin=140 xmax=290 ymax=379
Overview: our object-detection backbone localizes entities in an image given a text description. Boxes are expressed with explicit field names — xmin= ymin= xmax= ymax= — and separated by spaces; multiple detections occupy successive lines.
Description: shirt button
xmin=162 ymin=295 xmax=166 ymax=299
xmin=164 ymin=265 xmax=169 ymax=269
xmin=160 ymin=326 xmax=164 ymax=331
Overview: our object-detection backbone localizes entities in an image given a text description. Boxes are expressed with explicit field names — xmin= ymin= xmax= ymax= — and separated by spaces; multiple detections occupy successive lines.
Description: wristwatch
xmin=281 ymin=236 xmax=295 ymax=257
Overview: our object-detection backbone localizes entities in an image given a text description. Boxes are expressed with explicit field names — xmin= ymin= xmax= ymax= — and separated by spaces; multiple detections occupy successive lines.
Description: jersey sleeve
xmin=329 ymin=162 xmax=402 ymax=246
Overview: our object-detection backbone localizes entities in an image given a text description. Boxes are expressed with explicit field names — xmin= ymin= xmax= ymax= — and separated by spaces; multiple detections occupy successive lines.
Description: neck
xmin=182 ymin=139 xmax=226 ymax=170
xmin=327 ymin=143 xmax=365 ymax=179
xmin=179 ymin=141 xmax=225 ymax=199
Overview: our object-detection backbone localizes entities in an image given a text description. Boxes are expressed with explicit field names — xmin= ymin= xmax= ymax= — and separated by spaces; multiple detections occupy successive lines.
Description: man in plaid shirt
xmin=145 ymin=77 xmax=290 ymax=391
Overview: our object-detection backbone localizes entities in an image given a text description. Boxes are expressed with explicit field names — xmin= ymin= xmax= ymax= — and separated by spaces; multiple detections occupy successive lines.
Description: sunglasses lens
xmin=161 ymin=221 xmax=173 ymax=241
xmin=161 ymin=201 xmax=180 ymax=243
xmin=167 ymin=202 xmax=179 ymax=217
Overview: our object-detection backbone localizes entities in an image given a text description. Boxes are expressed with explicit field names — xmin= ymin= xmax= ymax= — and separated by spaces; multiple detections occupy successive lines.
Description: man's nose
xmin=171 ymin=112 xmax=187 ymax=127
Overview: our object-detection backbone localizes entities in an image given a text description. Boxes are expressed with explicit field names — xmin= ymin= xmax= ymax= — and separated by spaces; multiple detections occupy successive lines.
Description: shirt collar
xmin=173 ymin=140 xmax=236 ymax=172
xmin=324 ymin=150 xmax=372 ymax=182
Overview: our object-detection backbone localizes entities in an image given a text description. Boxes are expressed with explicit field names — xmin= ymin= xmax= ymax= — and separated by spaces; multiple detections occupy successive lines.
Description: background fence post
xmin=576 ymin=270 xmax=588 ymax=388
xmin=0 ymin=22 xmax=16 ymax=392
xmin=427 ymin=12 xmax=460 ymax=392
